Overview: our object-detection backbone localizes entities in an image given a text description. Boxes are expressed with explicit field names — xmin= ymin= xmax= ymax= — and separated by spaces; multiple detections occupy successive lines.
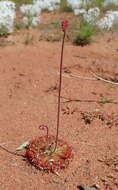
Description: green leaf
xmin=16 ymin=141 xmax=29 ymax=151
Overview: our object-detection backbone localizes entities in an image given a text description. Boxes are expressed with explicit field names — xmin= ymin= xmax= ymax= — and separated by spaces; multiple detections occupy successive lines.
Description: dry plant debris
xmin=79 ymin=110 xmax=118 ymax=127
xmin=98 ymin=155 xmax=118 ymax=171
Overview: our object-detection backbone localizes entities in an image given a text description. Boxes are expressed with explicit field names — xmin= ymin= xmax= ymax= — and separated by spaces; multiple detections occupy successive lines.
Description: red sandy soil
xmin=0 ymin=13 xmax=118 ymax=190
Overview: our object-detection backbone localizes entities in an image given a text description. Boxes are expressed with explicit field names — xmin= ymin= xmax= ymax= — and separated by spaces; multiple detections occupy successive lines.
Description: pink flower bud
xmin=61 ymin=20 xmax=69 ymax=32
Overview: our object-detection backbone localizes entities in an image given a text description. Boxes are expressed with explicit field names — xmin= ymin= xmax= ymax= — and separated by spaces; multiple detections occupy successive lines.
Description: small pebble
xmin=77 ymin=184 xmax=100 ymax=190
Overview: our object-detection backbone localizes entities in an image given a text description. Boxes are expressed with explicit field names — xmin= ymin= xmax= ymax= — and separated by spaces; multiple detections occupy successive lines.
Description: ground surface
xmin=0 ymin=13 xmax=118 ymax=190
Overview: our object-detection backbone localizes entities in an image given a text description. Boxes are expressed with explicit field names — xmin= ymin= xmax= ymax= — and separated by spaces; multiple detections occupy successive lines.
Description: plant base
xmin=25 ymin=135 xmax=73 ymax=172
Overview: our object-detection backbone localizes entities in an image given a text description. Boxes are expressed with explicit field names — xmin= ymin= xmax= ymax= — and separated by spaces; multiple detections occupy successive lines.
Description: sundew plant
xmin=23 ymin=21 xmax=74 ymax=173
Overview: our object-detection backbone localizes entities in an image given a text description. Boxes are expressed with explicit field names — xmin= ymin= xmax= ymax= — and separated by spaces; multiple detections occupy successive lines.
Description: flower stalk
xmin=54 ymin=20 xmax=69 ymax=151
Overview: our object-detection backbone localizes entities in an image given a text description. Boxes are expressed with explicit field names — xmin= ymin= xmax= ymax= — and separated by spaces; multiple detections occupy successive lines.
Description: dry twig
xmin=56 ymin=72 xmax=118 ymax=85
xmin=91 ymin=72 xmax=118 ymax=85
xmin=58 ymin=96 xmax=117 ymax=104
